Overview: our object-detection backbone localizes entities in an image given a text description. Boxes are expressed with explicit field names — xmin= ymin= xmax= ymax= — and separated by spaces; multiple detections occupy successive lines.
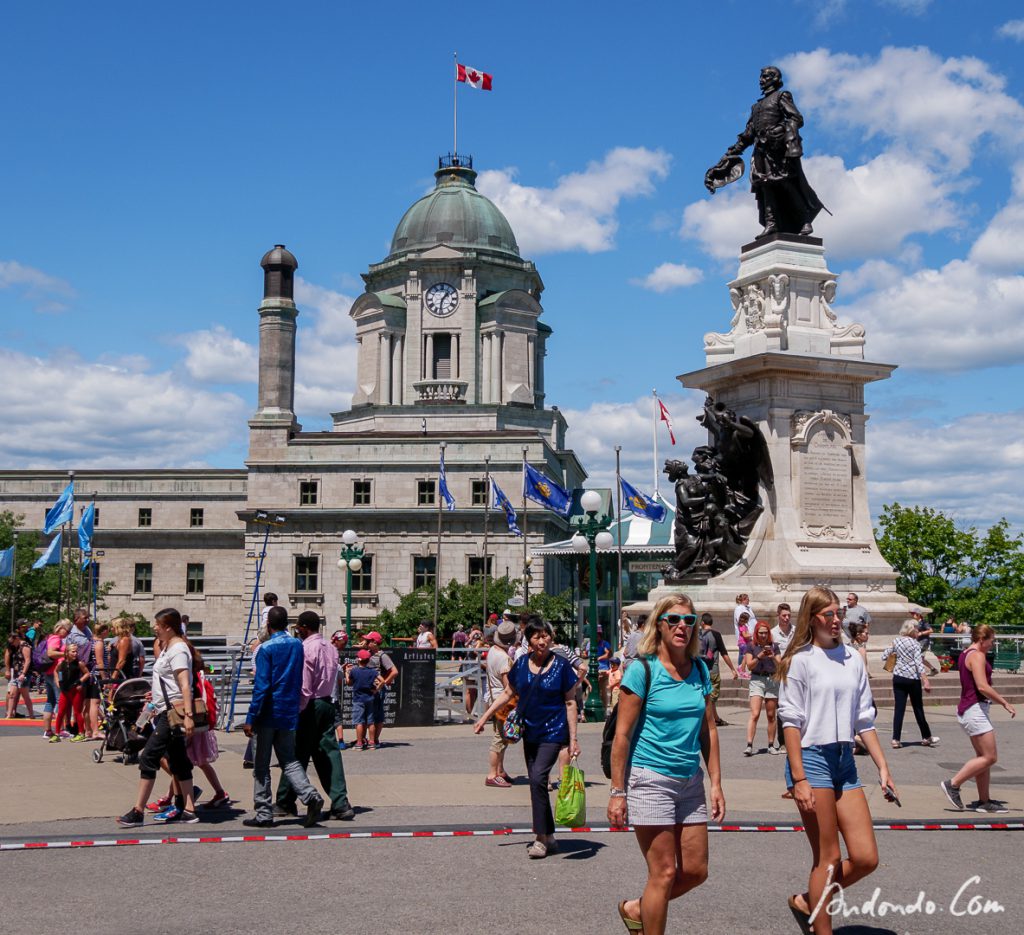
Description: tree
xmin=373 ymin=577 xmax=521 ymax=642
xmin=875 ymin=503 xmax=1024 ymax=628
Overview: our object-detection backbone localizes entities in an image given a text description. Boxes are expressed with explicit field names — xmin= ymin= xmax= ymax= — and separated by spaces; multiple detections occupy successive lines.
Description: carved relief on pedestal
xmin=792 ymin=409 xmax=854 ymax=542
xmin=729 ymin=283 xmax=766 ymax=333
xmin=820 ymin=279 xmax=838 ymax=324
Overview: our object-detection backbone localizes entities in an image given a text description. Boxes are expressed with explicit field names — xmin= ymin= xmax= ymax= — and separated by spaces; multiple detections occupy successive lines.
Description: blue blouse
xmin=508 ymin=652 xmax=579 ymax=744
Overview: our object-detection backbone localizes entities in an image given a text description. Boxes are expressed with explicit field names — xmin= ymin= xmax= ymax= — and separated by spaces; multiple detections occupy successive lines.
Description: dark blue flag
xmin=491 ymin=479 xmax=522 ymax=537
xmin=438 ymin=450 xmax=456 ymax=511
xmin=620 ymin=478 xmax=667 ymax=523
xmin=523 ymin=463 xmax=571 ymax=516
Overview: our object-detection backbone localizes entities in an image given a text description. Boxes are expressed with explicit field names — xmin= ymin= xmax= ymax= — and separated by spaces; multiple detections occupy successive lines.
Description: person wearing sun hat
xmin=364 ymin=631 xmax=398 ymax=748
xmin=482 ymin=619 xmax=519 ymax=788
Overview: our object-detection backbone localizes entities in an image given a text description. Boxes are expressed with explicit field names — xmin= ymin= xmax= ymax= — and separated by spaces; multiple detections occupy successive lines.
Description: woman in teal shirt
xmin=608 ymin=594 xmax=725 ymax=935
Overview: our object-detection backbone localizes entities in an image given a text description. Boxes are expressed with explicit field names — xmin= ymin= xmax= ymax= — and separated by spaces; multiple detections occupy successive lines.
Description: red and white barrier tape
xmin=1 ymin=821 xmax=1020 ymax=852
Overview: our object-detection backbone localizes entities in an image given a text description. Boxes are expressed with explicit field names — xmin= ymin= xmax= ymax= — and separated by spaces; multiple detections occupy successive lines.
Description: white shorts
xmin=626 ymin=766 xmax=708 ymax=826
xmin=749 ymin=674 xmax=779 ymax=699
xmin=957 ymin=702 xmax=993 ymax=737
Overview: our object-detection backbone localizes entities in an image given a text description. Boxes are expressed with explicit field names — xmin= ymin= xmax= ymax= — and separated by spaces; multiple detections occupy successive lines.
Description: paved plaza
xmin=2 ymin=701 xmax=1020 ymax=934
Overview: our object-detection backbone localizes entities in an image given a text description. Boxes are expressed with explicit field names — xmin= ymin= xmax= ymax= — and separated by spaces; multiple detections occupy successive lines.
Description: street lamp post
xmin=572 ymin=490 xmax=614 ymax=722
xmin=337 ymin=529 xmax=364 ymax=642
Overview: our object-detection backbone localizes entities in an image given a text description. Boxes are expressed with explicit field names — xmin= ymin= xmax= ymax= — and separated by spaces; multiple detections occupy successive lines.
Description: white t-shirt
xmin=771 ymin=624 xmax=795 ymax=654
xmin=485 ymin=645 xmax=511 ymax=701
xmin=777 ymin=644 xmax=875 ymax=746
xmin=261 ymin=605 xmax=273 ymax=629
xmin=152 ymin=642 xmax=192 ymax=713
xmin=734 ymin=604 xmax=754 ymax=641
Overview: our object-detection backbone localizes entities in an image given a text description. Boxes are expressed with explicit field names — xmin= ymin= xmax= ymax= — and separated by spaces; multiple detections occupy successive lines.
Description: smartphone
xmin=880 ymin=781 xmax=901 ymax=808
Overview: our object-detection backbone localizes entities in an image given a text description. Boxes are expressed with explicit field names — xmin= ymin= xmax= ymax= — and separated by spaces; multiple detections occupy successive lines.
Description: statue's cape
xmin=704 ymin=155 xmax=745 ymax=193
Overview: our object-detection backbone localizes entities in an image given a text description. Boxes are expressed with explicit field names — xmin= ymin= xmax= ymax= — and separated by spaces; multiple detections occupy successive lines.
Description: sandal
xmin=484 ymin=776 xmax=512 ymax=788
xmin=617 ymin=900 xmax=643 ymax=932
xmin=891 ymin=740 xmax=903 ymax=749
xmin=788 ymin=894 xmax=812 ymax=935
xmin=527 ymin=840 xmax=548 ymax=859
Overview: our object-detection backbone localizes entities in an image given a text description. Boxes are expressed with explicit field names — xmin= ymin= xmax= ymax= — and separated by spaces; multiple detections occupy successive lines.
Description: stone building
xmin=0 ymin=155 xmax=585 ymax=636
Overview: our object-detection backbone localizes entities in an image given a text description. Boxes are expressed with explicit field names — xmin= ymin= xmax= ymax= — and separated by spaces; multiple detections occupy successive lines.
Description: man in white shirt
xmin=260 ymin=593 xmax=278 ymax=631
xmin=771 ymin=603 xmax=794 ymax=654
xmin=843 ymin=592 xmax=871 ymax=640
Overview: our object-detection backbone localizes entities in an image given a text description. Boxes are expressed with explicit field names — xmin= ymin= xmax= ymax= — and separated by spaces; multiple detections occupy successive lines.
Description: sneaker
xmin=922 ymin=736 xmax=940 ymax=747
xmin=272 ymin=804 xmax=298 ymax=818
xmin=70 ymin=734 xmax=87 ymax=743
xmin=940 ymin=779 xmax=964 ymax=810
xmin=153 ymin=805 xmax=182 ymax=823
xmin=178 ymin=810 xmax=200 ymax=824
xmin=117 ymin=807 xmax=144 ymax=828
xmin=329 ymin=800 xmax=355 ymax=821
xmin=205 ymin=791 xmax=231 ymax=808
xmin=714 ymin=718 xmax=730 ymax=727
xmin=338 ymin=741 xmax=348 ymax=750
xmin=48 ymin=734 xmax=61 ymax=743
xmin=743 ymin=744 xmax=753 ymax=757
xmin=768 ymin=743 xmax=783 ymax=755
xmin=974 ymin=800 xmax=1009 ymax=814
xmin=303 ymin=794 xmax=324 ymax=828
xmin=42 ymin=730 xmax=55 ymax=739
xmin=242 ymin=816 xmax=274 ymax=828
xmin=146 ymin=794 xmax=174 ymax=813
xmin=59 ymin=730 xmax=72 ymax=739
xmin=361 ymin=742 xmax=369 ymax=751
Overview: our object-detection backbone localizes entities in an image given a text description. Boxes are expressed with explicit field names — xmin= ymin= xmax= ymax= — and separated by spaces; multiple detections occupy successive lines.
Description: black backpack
xmin=600 ymin=657 xmax=651 ymax=779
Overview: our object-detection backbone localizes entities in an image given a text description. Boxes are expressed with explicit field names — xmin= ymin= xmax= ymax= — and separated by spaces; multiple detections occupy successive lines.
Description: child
xmin=52 ymin=644 xmax=90 ymax=742
xmin=607 ymin=657 xmax=623 ymax=710
xmin=346 ymin=649 xmax=378 ymax=751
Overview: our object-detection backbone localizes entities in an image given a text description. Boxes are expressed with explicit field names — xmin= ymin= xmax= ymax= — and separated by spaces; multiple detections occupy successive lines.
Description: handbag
xmin=500 ymin=655 xmax=548 ymax=743
xmin=883 ymin=645 xmax=898 ymax=673
xmin=160 ymin=674 xmax=210 ymax=734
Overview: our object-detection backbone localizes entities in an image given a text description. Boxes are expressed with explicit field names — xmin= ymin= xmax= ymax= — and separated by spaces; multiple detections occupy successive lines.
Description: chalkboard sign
xmin=338 ymin=648 xmax=436 ymax=728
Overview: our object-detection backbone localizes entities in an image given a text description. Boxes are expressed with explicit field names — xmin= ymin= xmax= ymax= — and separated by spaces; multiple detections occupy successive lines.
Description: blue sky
xmin=2 ymin=0 xmax=1022 ymax=531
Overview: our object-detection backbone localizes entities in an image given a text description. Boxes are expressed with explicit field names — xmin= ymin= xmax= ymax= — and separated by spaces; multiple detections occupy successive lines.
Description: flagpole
xmin=9 ymin=531 xmax=18 ymax=634
xmin=651 ymin=390 xmax=660 ymax=497
xmin=521 ymin=447 xmax=529 ymax=607
xmin=615 ymin=445 xmax=624 ymax=644
xmin=453 ymin=52 xmax=458 ymax=155
xmin=482 ymin=454 xmax=490 ymax=631
xmin=65 ymin=469 xmax=75 ymax=618
xmin=434 ymin=441 xmax=445 ymax=630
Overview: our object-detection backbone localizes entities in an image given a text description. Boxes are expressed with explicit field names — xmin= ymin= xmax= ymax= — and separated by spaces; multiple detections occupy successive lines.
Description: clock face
xmin=425 ymin=282 xmax=459 ymax=316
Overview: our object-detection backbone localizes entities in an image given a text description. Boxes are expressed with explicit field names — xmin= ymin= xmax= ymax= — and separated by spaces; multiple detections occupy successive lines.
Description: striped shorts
xmin=626 ymin=766 xmax=708 ymax=826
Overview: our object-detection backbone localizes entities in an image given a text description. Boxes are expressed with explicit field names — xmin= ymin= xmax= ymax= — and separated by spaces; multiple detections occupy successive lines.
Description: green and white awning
xmin=533 ymin=492 xmax=675 ymax=556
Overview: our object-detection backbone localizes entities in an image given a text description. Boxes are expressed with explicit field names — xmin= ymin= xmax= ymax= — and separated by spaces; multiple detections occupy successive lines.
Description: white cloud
xmin=681 ymin=151 xmax=957 ymax=261
xmin=998 ymin=19 xmax=1024 ymax=41
xmin=867 ymin=409 xmax=1024 ymax=530
xmin=0 ymin=348 xmax=247 ymax=468
xmin=180 ymin=325 xmax=257 ymax=384
xmin=780 ymin=47 xmax=1024 ymax=172
xmin=633 ymin=262 xmax=704 ymax=293
xmin=0 ymin=259 xmax=75 ymax=314
xmin=562 ymin=391 xmax=707 ymax=490
xmin=968 ymin=162 xmax=1024 ymax=271
xmin=477 ymin=147 xmax=671 ymax=254
xmin=294 ymin=277 xmax=358 ymax=420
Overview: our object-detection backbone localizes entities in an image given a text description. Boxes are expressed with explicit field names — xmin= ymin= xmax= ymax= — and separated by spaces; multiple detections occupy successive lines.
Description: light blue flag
xmin=32 ymin=534 xmax=62 ymax=570
xmin=620 ymin=478 xmax=667 ymax=523
xmin=43 ymin=482 xmax=74 ymax=535
xmin=491 ymin=479 xmax=522 ymax=537
xmin=523 ymin=463 xmax=572 ymax=516
xmin=0 ymin=546 xmax=13 ymax=578
xmin=78 ymin=502 xmax=95 ymax=554
xmin=438 ymin=450 xmax=456 ymax=511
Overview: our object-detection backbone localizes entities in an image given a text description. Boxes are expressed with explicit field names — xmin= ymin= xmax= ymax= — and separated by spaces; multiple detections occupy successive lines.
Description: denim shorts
xmin=351 ymin=698 xmax=376 ymax=726
xmin=784 ymin=742 xmax=861 ymax=792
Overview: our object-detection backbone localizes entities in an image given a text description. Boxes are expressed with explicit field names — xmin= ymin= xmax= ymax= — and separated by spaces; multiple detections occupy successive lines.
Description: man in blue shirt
xmin=242 ymin=606 xmax=324 ymax=828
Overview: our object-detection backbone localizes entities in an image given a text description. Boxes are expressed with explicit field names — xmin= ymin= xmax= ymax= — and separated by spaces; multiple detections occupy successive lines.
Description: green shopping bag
xmin=554 ymin=756 xmax=587 ymax=828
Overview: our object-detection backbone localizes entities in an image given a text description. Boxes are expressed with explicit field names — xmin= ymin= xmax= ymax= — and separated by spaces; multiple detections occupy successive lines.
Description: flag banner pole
xmin=482 ymin=454 xmax=490 ymax=631
xmin=615 ymin=445 xmax=624 ymax=644
xmin=9 ymin=533 xmax=18 ymax=634
xmin=453 ymin=51 xmax=458 ymax=154
xmin=652 ymin=389 xmax=659 ymax=496
xmin=434 ymin=442 xmax=446 ymax=630
xmin=521 ymin=448 xmax=529 ymax=606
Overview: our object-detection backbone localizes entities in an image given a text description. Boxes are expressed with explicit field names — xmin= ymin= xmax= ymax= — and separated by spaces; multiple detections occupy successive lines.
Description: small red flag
xmin=658 ymin=399 xmax=676 ymax=445
xmin=456 ymin=64 xmax=493 ymax=90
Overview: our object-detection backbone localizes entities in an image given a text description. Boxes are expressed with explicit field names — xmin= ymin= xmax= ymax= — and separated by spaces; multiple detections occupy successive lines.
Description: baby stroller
xmin=93 ymin=677 xmax=151 ymax=765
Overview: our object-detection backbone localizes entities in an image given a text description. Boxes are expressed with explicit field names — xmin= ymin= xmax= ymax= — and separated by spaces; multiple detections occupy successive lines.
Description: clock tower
xmin=344 ymin=155 xmax=554 ymax=428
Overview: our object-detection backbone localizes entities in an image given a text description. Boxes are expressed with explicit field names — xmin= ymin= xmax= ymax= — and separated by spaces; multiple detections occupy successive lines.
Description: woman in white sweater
xmin=777 ymin=586 xmax=897 ymax=935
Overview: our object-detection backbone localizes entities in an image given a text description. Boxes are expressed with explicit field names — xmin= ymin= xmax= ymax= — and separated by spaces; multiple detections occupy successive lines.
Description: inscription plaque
xmin=801 ymin=427 xmax=852 ymax=528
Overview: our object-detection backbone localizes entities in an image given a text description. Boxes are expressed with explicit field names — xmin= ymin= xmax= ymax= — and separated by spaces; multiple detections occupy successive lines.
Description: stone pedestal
xmin=649 ymin=235 xmax=914 ymax=633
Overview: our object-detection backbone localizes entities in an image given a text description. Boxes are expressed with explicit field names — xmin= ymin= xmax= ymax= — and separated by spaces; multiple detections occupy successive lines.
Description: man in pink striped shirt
xmin=274 ymin=611 xmax=354 ymax=821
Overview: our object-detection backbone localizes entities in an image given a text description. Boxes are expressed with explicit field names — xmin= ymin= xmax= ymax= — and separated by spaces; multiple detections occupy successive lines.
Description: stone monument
xmin=648 ymin=67 xmax=912 ymax=631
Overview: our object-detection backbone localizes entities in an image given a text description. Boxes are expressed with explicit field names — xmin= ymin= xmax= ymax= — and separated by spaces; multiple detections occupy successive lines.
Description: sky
xmin=2 ymin=0 xmax=1022 ymax=533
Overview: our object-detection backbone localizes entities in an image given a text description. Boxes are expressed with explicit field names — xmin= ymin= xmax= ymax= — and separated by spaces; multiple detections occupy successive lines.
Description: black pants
xmin=891 ymin=676 xmax=932 ymax=742
xmin=138 ymin=712 xmax=193 ymax=782
xmin=523 ymin=739 xmax=564 ymax=835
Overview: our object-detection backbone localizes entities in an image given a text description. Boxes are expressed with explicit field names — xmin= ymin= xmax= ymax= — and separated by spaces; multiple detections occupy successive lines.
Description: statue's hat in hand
xmin=704 ymin=155 xmax=744 ymax=194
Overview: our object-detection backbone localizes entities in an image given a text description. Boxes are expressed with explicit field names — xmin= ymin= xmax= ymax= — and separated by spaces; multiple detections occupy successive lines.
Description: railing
xmin=438 ymin=153 xmax=473 ymax=171
xmin=413 ymin=380 xmax=468 ymax=402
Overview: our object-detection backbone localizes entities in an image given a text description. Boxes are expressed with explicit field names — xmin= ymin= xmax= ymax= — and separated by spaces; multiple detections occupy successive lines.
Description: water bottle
xmin=135 ymin=702 xmax=157 ymax=730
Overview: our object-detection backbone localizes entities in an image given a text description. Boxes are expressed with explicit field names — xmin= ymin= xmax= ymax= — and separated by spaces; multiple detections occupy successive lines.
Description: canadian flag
xmin=658 ymin=399 xmax=676 ymax=445
xmin=457 ymin=64 xmax=492 ymax=90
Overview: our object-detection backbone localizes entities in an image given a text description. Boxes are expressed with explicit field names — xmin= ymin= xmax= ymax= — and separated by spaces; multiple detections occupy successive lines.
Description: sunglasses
xmin=818 ymin=610 xmax=837 ymax=620
xmin=660 ymin=613 xmax=697 ymax=628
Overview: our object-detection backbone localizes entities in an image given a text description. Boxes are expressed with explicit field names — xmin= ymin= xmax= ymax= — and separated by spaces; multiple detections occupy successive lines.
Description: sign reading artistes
xmin=801 ymin=428 xmax=853 ymax=529
xmin=339 ymin=648 xmax=436 ymax=728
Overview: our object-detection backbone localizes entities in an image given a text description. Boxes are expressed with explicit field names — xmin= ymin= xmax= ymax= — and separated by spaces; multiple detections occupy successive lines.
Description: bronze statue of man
xmin=705 ymin=65 xmax=826 ymax=238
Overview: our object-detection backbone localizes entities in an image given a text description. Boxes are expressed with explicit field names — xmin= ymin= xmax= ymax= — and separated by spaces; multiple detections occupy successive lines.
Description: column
xmin=393 ymin=334 xmax=404 ymax=403
xmin=490 ymin=331 xmax=501 ymax=403
xmin=481 ymin=334 xmax=491 ymax=402
xmin=425 ymin=333 xmax=434 ymax=380
xmin=452 ymin=333 xmax=460 ymax=379
xmin=380 ymin=333 xmax=392 ymax=404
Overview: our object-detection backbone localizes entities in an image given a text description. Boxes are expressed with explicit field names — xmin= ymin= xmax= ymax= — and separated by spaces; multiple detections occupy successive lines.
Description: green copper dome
xmin=389 ymin=160 xmax=520 ymax=259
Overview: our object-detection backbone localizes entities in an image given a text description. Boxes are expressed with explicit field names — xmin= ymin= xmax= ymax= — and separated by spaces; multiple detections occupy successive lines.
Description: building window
xmin=468 ymin=556 xmax=493 ymax=583
xmin=417 ymin=480 xmax=436 ymax=505
xmin=190 ymin=508 xmax=204 ymax=527
xmin=299 ymin=480 xmax=319 ymax=505
xmin=295 ymin=556 xmax=319 ymax=592
xmin=413 ymin=556 xmax=437 ymax=589
xmin=432 ymin=333 xmax=452 ymax=379
xmin=350 ymin=555 xmax=373 ymax=592
xmin=186 ymin=563 xmax=205 ymax=595
xmin=138 ymin=508 xmax=152 ymax=527
xmin=134 ymin=563 xmax=152 ymax=594
xmin=471 ymin=480 xmax=488 ymax=506
xmin=353 ymin=480 xmax=372 ymax=505
xmin=93 ymin=508 xmax=100 ymax=527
